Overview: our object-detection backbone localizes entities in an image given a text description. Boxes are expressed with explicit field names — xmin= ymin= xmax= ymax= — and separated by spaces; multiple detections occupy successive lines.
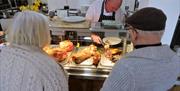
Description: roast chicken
xmin=59 ymin=40 xmax=74 ymax=52
xmin=72 ymin=45 xmax=101 ymax=64
xmin=43 ymin=47 xmax=68 ymax=62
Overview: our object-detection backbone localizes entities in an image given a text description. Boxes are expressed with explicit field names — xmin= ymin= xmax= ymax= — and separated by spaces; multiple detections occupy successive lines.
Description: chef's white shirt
xmin=85 ymin=0 xmax=125 ymax=26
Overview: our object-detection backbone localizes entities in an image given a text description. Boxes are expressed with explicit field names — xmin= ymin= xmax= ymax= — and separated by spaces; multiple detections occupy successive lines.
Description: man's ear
xmin=130 ymin=30 xmax=138 ymax=41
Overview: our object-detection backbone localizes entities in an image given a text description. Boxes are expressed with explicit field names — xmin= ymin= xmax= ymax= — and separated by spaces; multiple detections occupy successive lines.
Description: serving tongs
xmin=99 ymin=39 xmax=105 ymax=46
xmin=99 ymin=39 xmax=110 ymax=49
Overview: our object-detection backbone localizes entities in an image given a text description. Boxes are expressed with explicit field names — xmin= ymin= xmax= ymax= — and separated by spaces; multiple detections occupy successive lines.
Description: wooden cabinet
xmin=69 ymin=78 xmax=105 ymax=91
xmin=169 ymin=85 xmax=180 ymax=91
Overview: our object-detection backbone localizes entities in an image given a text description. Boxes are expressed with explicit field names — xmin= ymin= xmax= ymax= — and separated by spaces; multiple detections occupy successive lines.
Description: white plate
xmin=80 ymin=57 xmax=93 ymax=66
xmin=103 ymin=37 xmax=122 ymax=45
xmin=62 ymin=16 xmax=85 ymax=23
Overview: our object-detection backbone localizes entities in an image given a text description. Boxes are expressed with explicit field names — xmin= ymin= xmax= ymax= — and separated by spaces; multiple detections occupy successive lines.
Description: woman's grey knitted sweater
xmin=0 ymin=45 xmax=68 ymax=91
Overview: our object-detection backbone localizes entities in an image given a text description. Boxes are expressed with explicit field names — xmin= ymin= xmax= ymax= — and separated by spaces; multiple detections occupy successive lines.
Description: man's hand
xmin=91 ymin=34 xmax=102 ymax=44
xmin=0 ymin=31 xmax=4 ymax=36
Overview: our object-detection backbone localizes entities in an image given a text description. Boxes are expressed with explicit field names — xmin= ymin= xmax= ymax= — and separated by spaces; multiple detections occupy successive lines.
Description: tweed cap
xmin=125 ymin=7 xmax=167 ymax=31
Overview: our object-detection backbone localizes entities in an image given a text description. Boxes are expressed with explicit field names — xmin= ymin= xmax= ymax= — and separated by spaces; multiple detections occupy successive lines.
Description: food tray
xmin=100 ymin=55 xmax=115 ymax=67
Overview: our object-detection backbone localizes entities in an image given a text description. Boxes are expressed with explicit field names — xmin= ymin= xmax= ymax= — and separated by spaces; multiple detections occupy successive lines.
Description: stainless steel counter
xmin=64 ymin=66 xmax=111 ymax=80
xmin=48 ymin=19 xmax=128 ymax=81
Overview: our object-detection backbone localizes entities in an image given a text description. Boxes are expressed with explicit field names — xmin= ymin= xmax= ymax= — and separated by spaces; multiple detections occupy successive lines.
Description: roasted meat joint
xmin=44 ymin=40 xmax=124 ymax=67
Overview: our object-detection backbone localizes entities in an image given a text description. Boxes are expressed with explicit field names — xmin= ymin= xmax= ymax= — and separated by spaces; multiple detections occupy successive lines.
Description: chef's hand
xmin=0 ymin=31 xmax=4 ymax=36
xmin=91 ymin=34 xmax=102 ymax=44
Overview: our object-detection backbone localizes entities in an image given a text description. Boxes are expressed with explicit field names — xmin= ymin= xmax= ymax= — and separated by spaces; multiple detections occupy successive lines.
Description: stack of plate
xmin=62 ymin=16 xmax=85 ymax=23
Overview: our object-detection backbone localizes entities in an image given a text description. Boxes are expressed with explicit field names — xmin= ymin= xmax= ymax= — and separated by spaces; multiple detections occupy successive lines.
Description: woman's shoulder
xmin=0 ymin=45 xmax=68 ymax=91
xmin=1 ymin=45 xmax=58 ymax=69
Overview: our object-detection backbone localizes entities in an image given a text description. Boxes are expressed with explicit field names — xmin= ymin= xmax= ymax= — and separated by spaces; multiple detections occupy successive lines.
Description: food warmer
xmin=46 ymin=17 xmax=133 ymax=80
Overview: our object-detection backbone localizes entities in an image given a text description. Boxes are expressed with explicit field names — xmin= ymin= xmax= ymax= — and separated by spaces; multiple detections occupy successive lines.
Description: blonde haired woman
xmin=0 ymin=11 xmax=68 ymax=91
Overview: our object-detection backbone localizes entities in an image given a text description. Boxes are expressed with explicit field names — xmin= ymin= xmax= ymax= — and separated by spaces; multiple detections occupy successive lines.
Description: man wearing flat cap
xmin=101 ymin=7 xmax=180 ymax=91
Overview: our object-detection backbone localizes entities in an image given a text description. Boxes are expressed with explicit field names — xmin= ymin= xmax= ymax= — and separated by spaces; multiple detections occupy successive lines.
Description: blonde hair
xmin=7 ymin=11 xmax=51 ymax=48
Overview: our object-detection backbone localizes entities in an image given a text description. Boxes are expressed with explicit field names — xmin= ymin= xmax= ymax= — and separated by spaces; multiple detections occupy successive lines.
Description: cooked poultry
xmin=59 ymin=40 xmax=74 ymax=52
xmin=104 ymin=48 xmax=122 ymax=62
xmin=72 ymin=45 xmax=100 ymax=64
xmin=52 ymin=49 xmax=67 ymax=62
xmin=72 ymin=52 xmax=92 ymax=64
xmin=43 ymin=47 xmax=67 ymax=62
xmin=92 ymin=51 xmax=101 ymax=65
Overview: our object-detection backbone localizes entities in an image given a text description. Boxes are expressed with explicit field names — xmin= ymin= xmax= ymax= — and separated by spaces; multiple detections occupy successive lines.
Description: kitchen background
xmin=31 ymin=0 xmax=180 ymax=48
xmin=0 ymin=0 xmax=180 ymax=46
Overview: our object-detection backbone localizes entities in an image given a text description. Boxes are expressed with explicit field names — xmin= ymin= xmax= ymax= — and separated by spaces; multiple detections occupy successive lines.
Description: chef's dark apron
xmin=98 ymin=0 xmax=115 ymax=22
xmin=92 ymin=0 xmax=116 ymax=46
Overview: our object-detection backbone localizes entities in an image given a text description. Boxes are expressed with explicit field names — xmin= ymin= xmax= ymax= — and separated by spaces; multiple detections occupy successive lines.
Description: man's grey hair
xmin=136 ymin=29 xmax=164 ymax=39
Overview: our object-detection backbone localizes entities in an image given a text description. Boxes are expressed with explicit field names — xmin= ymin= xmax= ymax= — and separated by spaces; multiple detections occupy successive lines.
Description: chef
xmin=85 ymin=0 xmax=124 ymax=44
xmin=86 ymin=0 xmax=124 ymax=24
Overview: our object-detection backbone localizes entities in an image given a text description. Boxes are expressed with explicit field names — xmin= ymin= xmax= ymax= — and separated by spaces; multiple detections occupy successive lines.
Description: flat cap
xmin=125 ymin=7 xmax=167 ymax=31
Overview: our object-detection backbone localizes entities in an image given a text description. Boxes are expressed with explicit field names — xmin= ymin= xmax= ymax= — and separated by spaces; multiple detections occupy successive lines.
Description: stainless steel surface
xmin=50 ymin=27 xmax=90 ymax=36
xmin=50 ymin=21 xmax=127 ymax=38
xmin=176 ymin=77 xmax=180 ymax=86
xmin=90 ymin=22 xmax=127 ymax=38
xmin=175 ymin=81 xmax=180 ymax=86
xmin=64 ymin=66 xmax=111 ymax=80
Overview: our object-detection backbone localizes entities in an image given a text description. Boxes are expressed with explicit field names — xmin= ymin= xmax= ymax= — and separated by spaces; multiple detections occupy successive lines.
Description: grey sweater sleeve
xmin=101 ymin=61 xmax=134 ymax=91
